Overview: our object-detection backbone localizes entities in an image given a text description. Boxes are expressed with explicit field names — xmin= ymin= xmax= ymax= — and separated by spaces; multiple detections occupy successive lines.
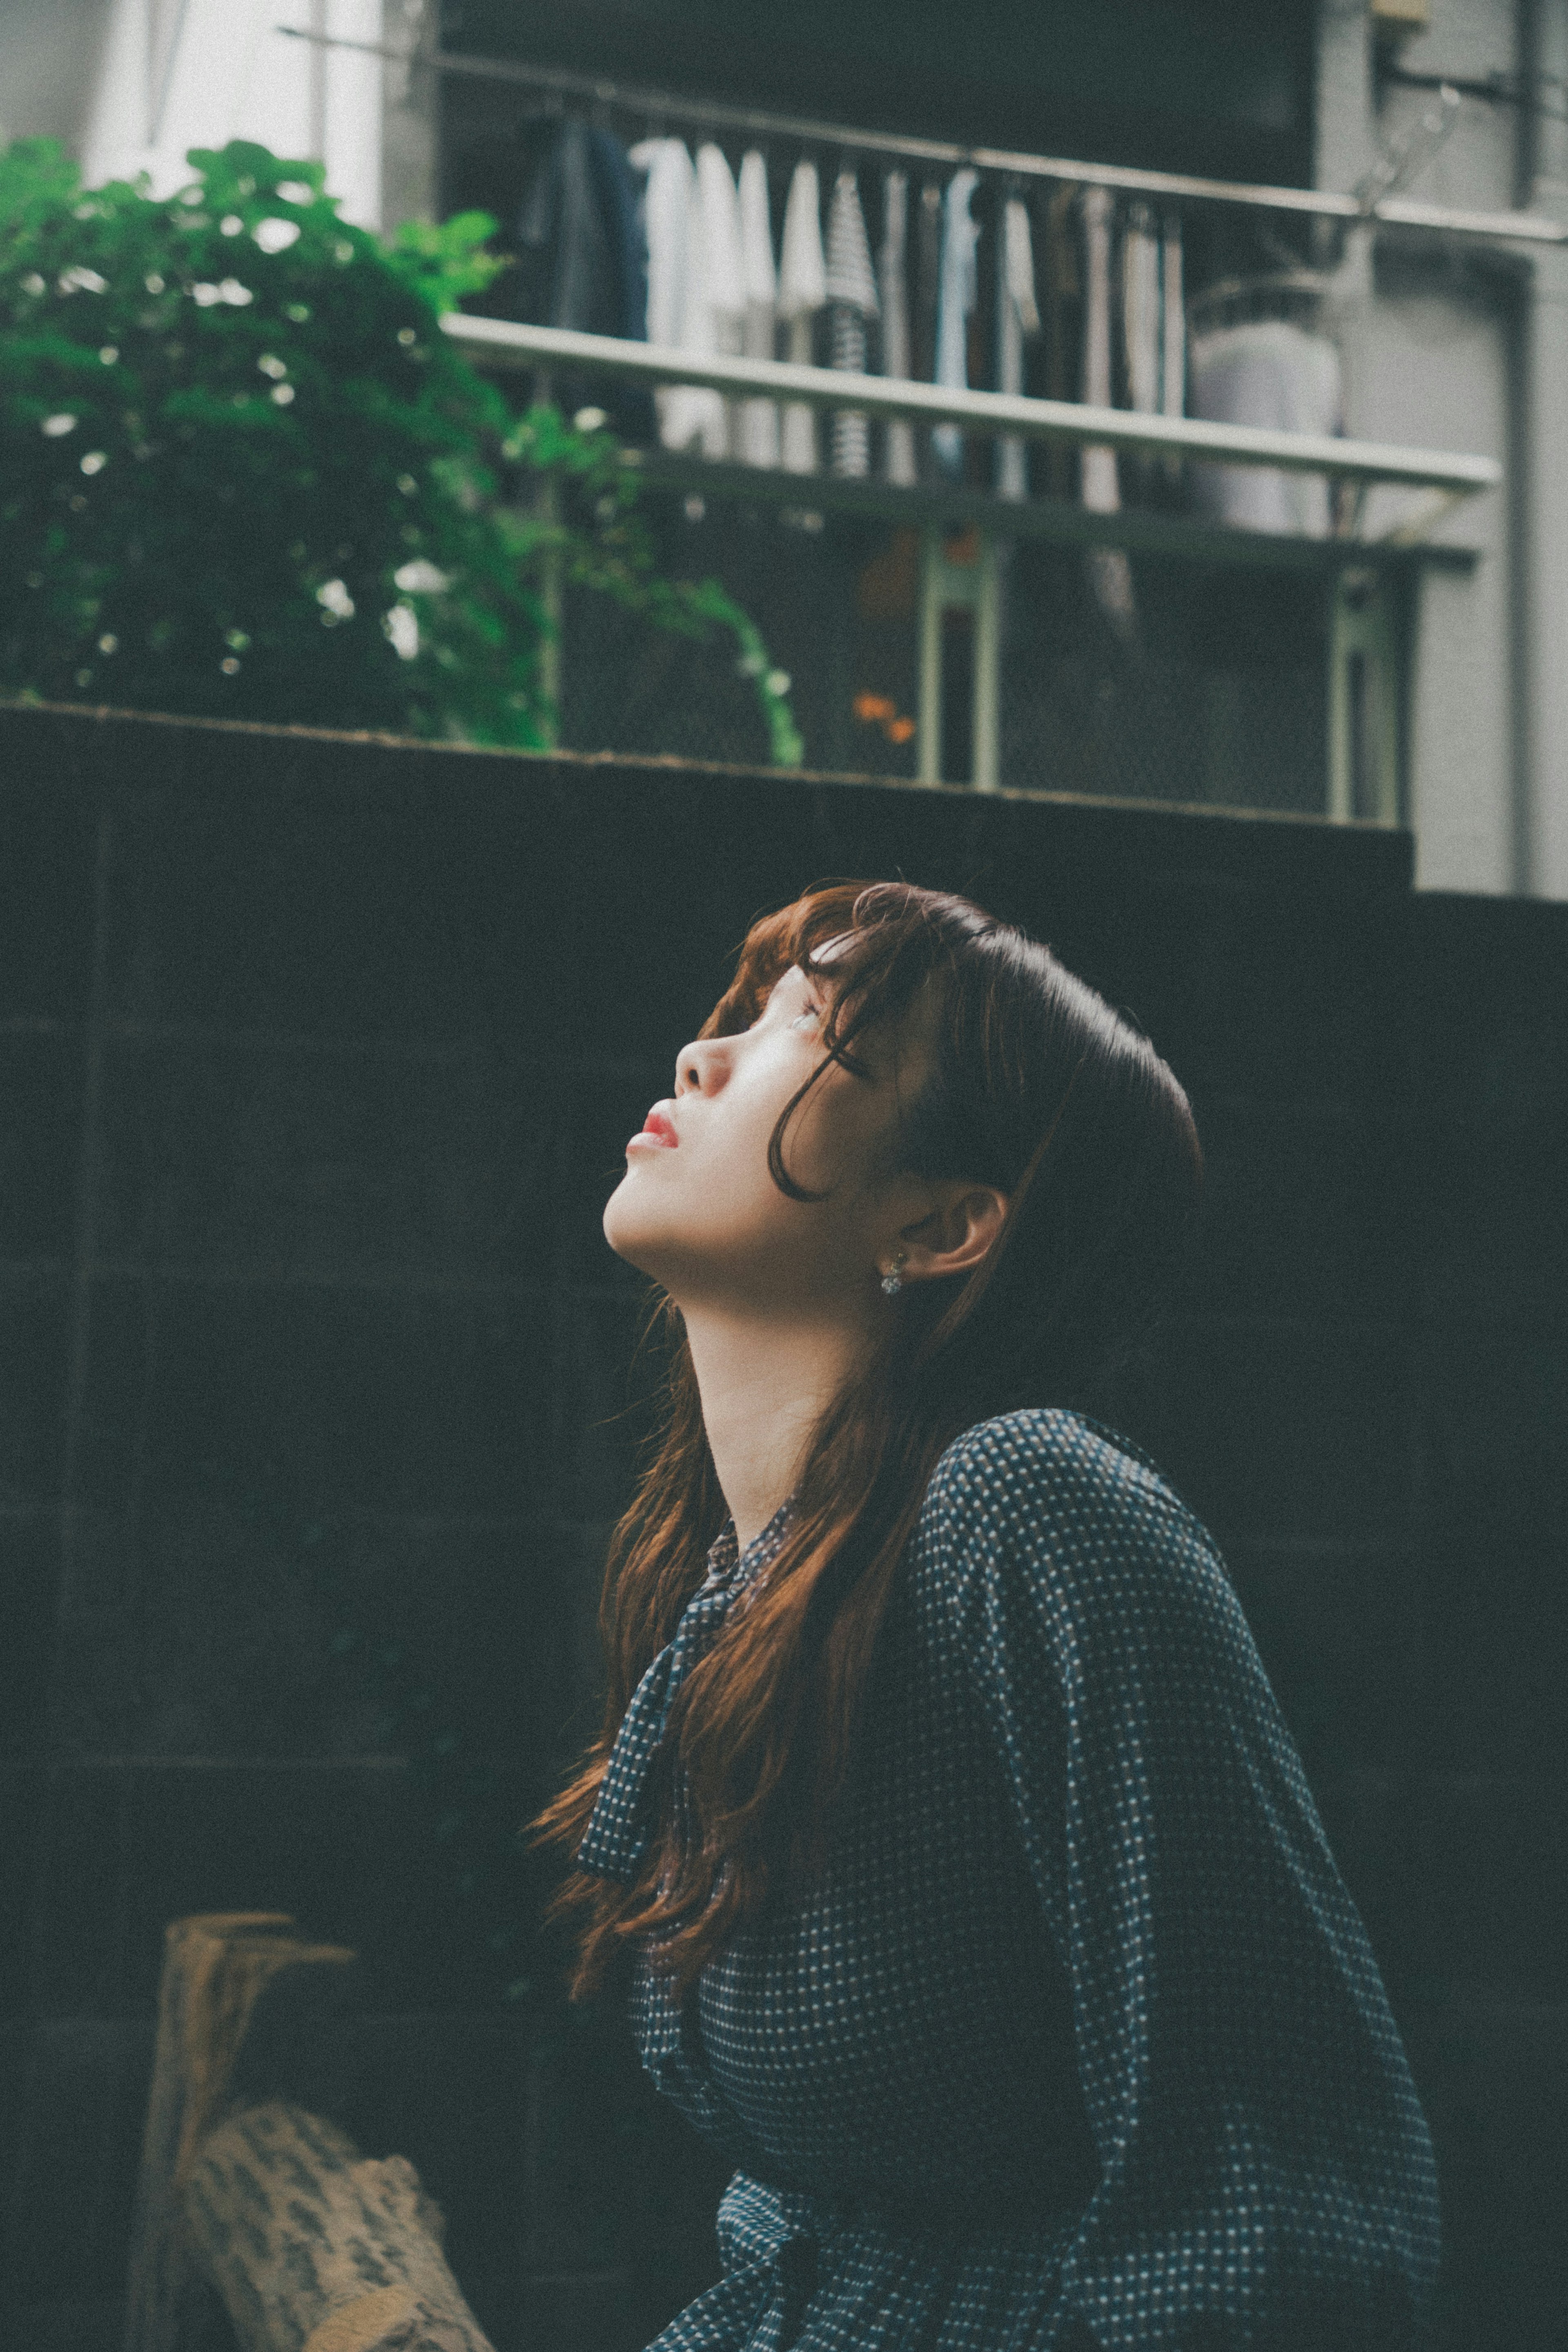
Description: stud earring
xmin=880 ymin=1250 xmax=907 ymax=1298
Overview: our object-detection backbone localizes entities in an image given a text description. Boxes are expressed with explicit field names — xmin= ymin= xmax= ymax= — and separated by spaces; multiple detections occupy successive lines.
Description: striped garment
xmin=577 ymin=1409 xmax=1440 ymax=2349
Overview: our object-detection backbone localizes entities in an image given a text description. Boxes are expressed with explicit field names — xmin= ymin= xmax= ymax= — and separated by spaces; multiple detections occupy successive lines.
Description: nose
xmin=675 ymin=1036 xmax=728 ymax=1095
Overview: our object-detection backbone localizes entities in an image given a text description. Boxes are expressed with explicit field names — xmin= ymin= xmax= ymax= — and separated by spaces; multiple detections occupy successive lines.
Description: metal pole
xmin=971 ymin=531 xmax=1002 ymax=790
xmin=442 ymin=316 xmax=1503 ymax=500
xmin=276 ymin=26 xmax=1568 ymax=243
xmin=918 ymin=525 xmax=944 ymax=785
xmin=1328 ymin=565 xmax=1400 ymax=822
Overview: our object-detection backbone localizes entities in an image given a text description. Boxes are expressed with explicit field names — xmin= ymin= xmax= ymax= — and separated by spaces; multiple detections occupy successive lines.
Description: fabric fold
xmin=666 ymin=142 xmax=744 ymax=460
xmin=575 ymin=1571 xmax=735 ymax=1883
xmin=630 ymin=137 xmax=695 ymax=451
xmin=995 ymin=193 xmax=1039 ymax=499
xmin=824 ymin=167 xmax=879 ymax=477
xmin=1079 ymin=184 xmax=1137 ymax=641
xmin=779 ymin=161 xmax=827 ymax=474
xmin=879 ymin=171 xmax=915 ymax=486
xmin=1161 ymin=206 xmax=1185 ymax=455
xmin=577 ymin=1500 xmax=793 ymax=1885
xmin=738 ymin=149 xmax=780 ymax=467
xmin=932 ymin=167 xmax=980 ymax=479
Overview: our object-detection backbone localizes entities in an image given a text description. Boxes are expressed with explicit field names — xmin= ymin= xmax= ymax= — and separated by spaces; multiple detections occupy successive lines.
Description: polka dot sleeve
xmin=924 ymin=1409 xmax=1441 ymax=2349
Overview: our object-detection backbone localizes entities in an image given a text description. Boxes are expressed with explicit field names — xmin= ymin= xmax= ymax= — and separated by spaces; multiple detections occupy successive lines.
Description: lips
xmin=627 ymin=1105 xmax=679 ymax=1151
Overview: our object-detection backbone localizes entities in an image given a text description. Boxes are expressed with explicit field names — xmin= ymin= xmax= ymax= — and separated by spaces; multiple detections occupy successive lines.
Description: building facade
xmin=4 ymin=0 xmax=1564 ymax=895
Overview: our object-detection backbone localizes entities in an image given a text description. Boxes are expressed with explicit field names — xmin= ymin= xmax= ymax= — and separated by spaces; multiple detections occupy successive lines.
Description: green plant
xmin=0 ymin=137 xmax=802 ymax=758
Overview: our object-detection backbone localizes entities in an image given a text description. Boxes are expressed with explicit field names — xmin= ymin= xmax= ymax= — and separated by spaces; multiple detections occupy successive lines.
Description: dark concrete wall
xmin=0 ymin=702 xmax=1561 ymax=2352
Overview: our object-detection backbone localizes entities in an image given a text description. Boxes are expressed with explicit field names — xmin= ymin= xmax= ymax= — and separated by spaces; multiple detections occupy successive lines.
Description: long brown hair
xmin=525 ymin=881 xmax=1202 ymax=2003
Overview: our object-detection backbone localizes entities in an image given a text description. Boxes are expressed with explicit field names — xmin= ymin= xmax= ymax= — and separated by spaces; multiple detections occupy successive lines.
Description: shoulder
xmin=916 ymin=1406 xmax=1239 ymax=1649
xmin=925 ymin=1406 xmax=1195 ymax=1550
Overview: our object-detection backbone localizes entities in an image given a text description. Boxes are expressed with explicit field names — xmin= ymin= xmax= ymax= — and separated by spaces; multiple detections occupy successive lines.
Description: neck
xmin=682 ymin=1301 xmax=871 ymax=1550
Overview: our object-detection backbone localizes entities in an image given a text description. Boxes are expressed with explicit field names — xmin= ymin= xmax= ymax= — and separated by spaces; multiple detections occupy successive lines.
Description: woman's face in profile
xmin=603 ymin=961 xmax=924 ymax=1313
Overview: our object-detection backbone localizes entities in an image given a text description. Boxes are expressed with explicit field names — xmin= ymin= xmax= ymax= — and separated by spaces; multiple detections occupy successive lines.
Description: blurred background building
xmin=5 ymin=0 xmax=1566 ymax=896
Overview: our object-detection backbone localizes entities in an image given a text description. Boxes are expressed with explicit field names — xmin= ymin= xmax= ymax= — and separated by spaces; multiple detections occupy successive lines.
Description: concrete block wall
xmin=0 ymin=702 xmax=1561 ymax=2351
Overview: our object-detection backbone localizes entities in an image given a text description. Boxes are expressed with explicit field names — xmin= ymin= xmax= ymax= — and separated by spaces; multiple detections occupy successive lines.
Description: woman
xmin=528 ymin=881 xmax=1440 ymax=2350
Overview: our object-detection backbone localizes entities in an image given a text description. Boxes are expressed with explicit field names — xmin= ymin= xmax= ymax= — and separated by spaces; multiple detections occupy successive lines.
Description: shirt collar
xmin=704 ymin=1490 xmax=797 ymax=1592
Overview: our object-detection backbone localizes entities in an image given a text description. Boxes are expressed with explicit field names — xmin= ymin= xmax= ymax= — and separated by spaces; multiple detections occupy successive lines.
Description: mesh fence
xmin=552 ymin=488 xmax=1330 ymax=811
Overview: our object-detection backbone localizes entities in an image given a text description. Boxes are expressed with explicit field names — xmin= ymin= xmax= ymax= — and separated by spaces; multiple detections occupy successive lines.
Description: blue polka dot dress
xmin=577 ymin=1410 xmax=1441 ymax=2349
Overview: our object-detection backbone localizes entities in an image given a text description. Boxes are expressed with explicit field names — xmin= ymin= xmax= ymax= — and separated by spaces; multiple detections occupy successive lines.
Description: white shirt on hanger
xmin=779 ymin=160 xmax=827 ymax=474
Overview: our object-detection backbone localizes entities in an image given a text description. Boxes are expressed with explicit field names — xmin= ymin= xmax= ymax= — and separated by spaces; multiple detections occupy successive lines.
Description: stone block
xmin=0 ymin=1516 xmax=62 ymax=1758
xmin=67 ymin=1277 xmax=153 ymax=1524
xmin=93 ymin=1032 xmax=557 ymax=1287
xmin=0 ymin=1274 xmax=70 ymax=1512
xmin=1401 ymin=1992 xmax=1568 ymax=2352
xmin=1411 ymin=894 xmax=1568 ymax=1128
xmin=1187 ymin=1100 xmax=1414 ymax=1323
xmin=1225 ymin=1541 xmax=1415 ymax=1779
xmin=556 ymin=1060 xmax=672 ymax=1293
xmin=1156 ymin=1316 xmax=1411 ymax=1547
xmin=0 ymin=1030 xmax=87 ymax=1265
xmin=27 ymin=1768 xmax=126 ymax=2018
xmin=0 ymin=2015 xmax=154 ymax=2301
xmin=1416 ymin=1115 xmax=1568 ymax=1326
xmin=552 ymin=1290 xmax=659 ymax=1525
xmin=138 ymin=1279 xmax=555 ymax=1518
xmin=0 ymin=771 xmax=98 ymax=1024
xmin=47 ymin=1495 xmax=570 ymax=1767
xmin=1311 ymin=1771 xmax=1422 ymax=1995
xmin=1414 ymin=1774 xmax=1568 ymax=2001
xmin=1414 ymin=1324 xmax=1568 ymax=1774
xmin=111 ymin=1759 xmax=541 ymax=2014
xmin=0 ymin=2298 xmax=126 ymax=2352
xmin=0 ymin=1771 xmax=45 ymax=2016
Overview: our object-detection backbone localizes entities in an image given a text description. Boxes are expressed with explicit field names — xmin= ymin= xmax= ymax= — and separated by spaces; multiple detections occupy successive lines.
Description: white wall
xmin=1318 ymin=0 xmax=1568 ymax=898
xmin=79 ymin=0 xmax=385 ymax=228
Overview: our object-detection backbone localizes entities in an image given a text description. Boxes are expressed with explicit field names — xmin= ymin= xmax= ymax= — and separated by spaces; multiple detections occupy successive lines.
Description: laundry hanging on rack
xmin=514 ymin=117 xmax=648 ymax=341
xmin=1123 ymin=199 xmax=1161 ymax=423
xmin=879 ymin=171 xmax=915 ymax=486
xmin=1080 ymin=184 xmax=1138 ymax=642
xmin=1187 ymin=318 xmax=1342 ymax=535
xmin=995 ymin=193 xmax=1039 ymax=500
xmin=824 ymin=167 xmax=880 ymax=477
xmin=1080 ymin=185 xmax=1118 ymax=513
xmin=630 ymin=136 xmax=695 ymax=449
xmin=1040 ymin=181 xmax=1080 ymax=497
xmin=512 ymin=116 xmax=652 ymax=436
xmin=1161 ymin=208 xmax=1185 ymax=456
xmin=779 ymin=160 xmax=827 ymax=474
xmin=737 ymin=150 xmax=779 ymax=467
xmin=932 ymin=167 xmax=980 ymax=478
xmin=648 ymin=141 xmax=744 ymax=459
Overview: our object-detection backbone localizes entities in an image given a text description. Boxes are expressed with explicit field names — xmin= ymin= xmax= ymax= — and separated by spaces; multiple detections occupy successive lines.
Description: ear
xmin=898 ymin=1184 xmax=1009 ymax=1283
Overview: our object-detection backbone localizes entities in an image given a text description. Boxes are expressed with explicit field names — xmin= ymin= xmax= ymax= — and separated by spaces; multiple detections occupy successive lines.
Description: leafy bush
xmin=0 ymin=137 xmax=802 ymax=758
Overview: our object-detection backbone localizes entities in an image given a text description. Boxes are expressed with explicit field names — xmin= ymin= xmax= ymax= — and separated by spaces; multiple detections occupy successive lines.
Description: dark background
xmin=0 ymin=700 xmax=1564 ymax=2352
xmin=436 ymin=0 xmax=1319 ymax=188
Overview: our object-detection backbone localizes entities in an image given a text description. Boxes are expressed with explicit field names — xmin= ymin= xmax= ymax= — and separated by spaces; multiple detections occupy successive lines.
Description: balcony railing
xmin=446 ymin=314 xmax=1499 ymax=817
xmin=278 ymin=21 xmax=1537 ymax=816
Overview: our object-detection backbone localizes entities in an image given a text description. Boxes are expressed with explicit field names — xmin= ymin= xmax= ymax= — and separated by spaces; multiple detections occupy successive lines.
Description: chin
xmin=602 ymin=1184 xmax=662 ymax=1273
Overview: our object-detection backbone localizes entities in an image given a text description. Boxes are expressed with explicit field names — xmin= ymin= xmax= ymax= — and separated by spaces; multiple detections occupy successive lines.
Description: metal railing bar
xmin=279 ymin=25 xmax=1568 ymax=245
xmin=622 ymin=450 xmax=1482 ymax=571
xmin=442 ymin=315 xmax=1503 ymax=497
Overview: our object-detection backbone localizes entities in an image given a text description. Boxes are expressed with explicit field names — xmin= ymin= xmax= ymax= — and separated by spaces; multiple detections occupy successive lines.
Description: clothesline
xmin=278 ymin=24 xmax=1568 ymax=243
xmin=491 ymin=119 xmax=1363 ymax=580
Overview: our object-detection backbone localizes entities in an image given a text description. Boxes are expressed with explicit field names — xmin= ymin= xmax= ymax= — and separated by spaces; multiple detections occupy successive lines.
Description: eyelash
xmin=791 ymin=1000 xmax=823 ymax=1028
